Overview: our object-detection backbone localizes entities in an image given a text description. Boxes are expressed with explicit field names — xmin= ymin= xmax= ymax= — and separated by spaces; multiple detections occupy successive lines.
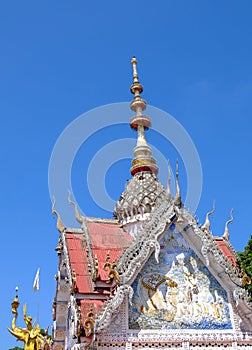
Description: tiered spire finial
xmin=129 ymin=57 xmax=158 ymax=176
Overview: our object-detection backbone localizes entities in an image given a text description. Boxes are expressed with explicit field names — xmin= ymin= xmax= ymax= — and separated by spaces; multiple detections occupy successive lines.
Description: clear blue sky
xmin=1 ymin=1 xmax=252 ymax=348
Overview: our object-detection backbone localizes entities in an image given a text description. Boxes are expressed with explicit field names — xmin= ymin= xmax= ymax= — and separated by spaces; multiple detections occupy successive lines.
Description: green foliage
xmin=40 ymin=327 xmax=51 ymax=339
xmin=40 ymin=328 xmax=47 ymax=336
xmin=9 ymin=347 xmax=24 ymax=350
xmin=237 ymin=234 xmax=252 ymax=300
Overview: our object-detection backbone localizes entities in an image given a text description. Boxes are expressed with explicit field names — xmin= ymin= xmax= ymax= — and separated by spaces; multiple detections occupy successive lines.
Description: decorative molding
xmin=178 ymin=208 xmax=243 ymax=288
xmin=96 ymin=285 xmax=133 ymax=332
xmin=82 ymin=218 xmax=97 ymax=282
xmin=114 ymin=172 xmax=167 ymax=225
xmin=116 ymin=191 xmax=175 ymax=285
xmin=97 ymin=330 xmax=252 ymax=344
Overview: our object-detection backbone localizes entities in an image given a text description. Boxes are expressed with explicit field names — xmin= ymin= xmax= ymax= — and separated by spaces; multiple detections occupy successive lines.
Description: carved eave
xmin=62 ymin=219 xmax=131 ymax=298
xmin=55 ymin=219 xmax=132 ymax=349
xmin=81 ymin=218 xmax=99 ymax=283
xmin=53 ymin=224 xmax=107 ymax=349
xmin=67 ymin=192 xmax=99 ymax=286
xmin=53 ymin=228 xmax=79 ymax=348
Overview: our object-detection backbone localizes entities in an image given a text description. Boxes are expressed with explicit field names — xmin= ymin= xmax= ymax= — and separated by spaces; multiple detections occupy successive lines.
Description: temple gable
xmin=129 ymin=224 xmax=233 ymax=330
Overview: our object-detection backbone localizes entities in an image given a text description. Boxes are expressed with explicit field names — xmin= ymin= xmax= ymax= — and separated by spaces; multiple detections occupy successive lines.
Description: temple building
xmin=51 ymin=58 xmax=252 ymax=350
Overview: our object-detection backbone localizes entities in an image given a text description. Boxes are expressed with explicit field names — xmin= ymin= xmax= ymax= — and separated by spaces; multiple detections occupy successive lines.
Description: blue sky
xmin=1 ymin=1 xmax=252 ymax=348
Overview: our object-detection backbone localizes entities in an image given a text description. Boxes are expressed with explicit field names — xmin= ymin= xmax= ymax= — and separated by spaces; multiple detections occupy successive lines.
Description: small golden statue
xmin=8 ymin=293 xmax=49 ymax=350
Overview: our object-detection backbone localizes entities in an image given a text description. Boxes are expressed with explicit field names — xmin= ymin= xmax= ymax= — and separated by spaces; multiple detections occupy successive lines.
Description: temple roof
xmin=65 ymin=219 xmax=132 ymax=294
xmin=59 ymin=201 xmax=250 ymax=335
xmin=65 ymin=222 xmax=239 ymax=293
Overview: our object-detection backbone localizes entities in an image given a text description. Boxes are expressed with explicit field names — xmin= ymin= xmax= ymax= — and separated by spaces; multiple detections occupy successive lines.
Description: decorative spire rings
xmin=130 ymin=57 xmax=158 ymax=176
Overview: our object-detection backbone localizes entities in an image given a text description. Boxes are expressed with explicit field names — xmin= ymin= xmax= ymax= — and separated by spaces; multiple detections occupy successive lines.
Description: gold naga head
xmin=11 ymin=296 xmax=19 ymax=314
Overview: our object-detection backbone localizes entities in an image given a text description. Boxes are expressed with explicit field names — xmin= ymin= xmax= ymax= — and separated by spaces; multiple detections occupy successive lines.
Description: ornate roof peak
xmin=52 ymin=196 xmax=66 ymax=233
xmin=201 ymin=200 xmax=215 ymax=232
xmin=129 ymin=57 xmax=158 ymax=176
xmin=68 ymin=190 xmax=84 ymax=225
xmin=223 ymin=208 xmax=234 ymax=240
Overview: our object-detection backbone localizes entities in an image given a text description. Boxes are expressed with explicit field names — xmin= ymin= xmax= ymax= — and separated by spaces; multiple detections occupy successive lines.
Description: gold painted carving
xmin=8 ymin=296 xmax=49 ymax=350
xmin=103 ymin=251 xmax=120 ymax=283
xmin=83 ymin=308 xmax=95 ymax=337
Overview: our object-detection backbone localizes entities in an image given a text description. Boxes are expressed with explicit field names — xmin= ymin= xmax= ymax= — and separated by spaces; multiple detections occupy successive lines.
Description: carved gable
xmin=129 ymin=223 xmax=233 ymax=330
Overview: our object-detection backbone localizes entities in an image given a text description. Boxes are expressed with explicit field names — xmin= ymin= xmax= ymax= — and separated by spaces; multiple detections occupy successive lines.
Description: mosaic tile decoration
xmin=129 ymin=224 xmax=232 ymax=330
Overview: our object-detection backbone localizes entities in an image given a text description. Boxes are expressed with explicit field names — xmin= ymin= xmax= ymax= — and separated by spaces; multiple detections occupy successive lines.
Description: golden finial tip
xmin=131 ymin=56 xmax=137 ymax=64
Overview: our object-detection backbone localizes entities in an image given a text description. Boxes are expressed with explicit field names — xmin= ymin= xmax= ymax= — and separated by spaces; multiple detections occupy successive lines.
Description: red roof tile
xmin=87 ymin=221 xmax=131 ymax=281
xmin=66 ymin=233 xmax=93 ymax=293
xmin=87 ymin=221 xmax=131 ymax=248
xmin=65 ymin=222 xmax=132 ymax=292
xmin=215 ymin=238 xmax=237 ymax=267
xmin=79 ymin=299 xmax=104 ymax=318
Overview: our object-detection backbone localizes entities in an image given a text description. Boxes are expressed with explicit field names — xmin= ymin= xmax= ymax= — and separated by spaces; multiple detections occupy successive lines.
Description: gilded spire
xmin=223 ymin=209 xmax=234 ymax=240
xmin=129 ymin=57 xmax=158 ymax=176
xmin=174 ymin=160 xmax=182 ymax=207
